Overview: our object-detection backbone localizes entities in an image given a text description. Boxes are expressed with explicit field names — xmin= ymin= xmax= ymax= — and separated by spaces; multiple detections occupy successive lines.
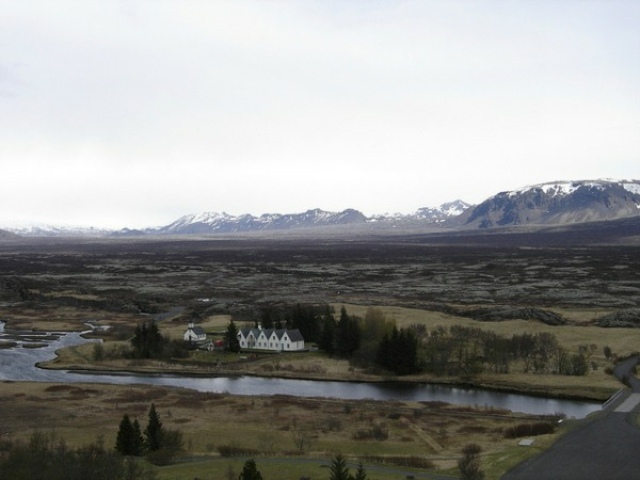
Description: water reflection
xmin=0 ymin=327 xmax=602 ymax=418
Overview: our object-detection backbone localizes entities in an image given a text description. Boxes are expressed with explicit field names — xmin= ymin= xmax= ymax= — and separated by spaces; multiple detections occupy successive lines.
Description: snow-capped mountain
xmin=149 ymin=208 xmax=369 ymax=235
xmin=4 ymin=224 xmax=113 ymax=237
xmin=153 ymin=201 xmax=473 ymax=235
xmin=5 ymin=179 xmax=640 ymax=237
xmin=460 ymin=179 xmax=640 ymax=228
xmin=415 ymin=200 xmax=472 ymax=222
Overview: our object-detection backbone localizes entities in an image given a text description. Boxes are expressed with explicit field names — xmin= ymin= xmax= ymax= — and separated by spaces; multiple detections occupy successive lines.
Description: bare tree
xmin=291 ymin=429 xmax=315 ymax=454
xmin=257 ymin=433 xmax=276 ymax=456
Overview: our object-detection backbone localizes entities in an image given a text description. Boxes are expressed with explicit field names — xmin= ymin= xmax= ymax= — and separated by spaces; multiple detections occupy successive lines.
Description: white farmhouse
xmin=183 ymin=321 xmax=207 ymax=344
xmin=237 ymin=326 xmax=305 ymax=352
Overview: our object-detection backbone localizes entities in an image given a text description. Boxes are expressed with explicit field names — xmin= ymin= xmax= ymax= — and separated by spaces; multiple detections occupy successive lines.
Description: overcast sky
xmin=1 ymin=1 xmax=639 ymax=229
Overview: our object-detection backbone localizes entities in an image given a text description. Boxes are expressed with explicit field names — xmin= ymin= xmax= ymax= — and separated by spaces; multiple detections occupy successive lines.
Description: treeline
xmin=254 ymin=304 xmax=591 ymax=377
xmin=257 ymin=303 xmax=335 ymax=344
xmin=94 ymin=321 xmax=191 ymax=362
xmin=129 ymin=321 xmax=189 ymax=360
xmin=255 ymin=304 xmax=362 ymax=356
xmin=0 ymin=432 xmax=156 ymax=480
xmin=422 ymin=326 xmax=592 ymax=377
xmin=256 ymin=304 xmax=419 ymax=375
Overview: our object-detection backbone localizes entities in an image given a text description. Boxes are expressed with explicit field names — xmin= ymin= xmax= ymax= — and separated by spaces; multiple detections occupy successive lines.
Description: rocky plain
xmin=1 ymin=225 xmax=639 ymax=327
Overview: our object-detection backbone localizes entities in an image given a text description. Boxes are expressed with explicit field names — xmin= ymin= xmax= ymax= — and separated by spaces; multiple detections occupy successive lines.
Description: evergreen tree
xmin=329 ymin=454 xmax=350 ymax=480
xmin=376 ymin=326 xmax=420 ymax=375
xmin=115 ymin=414 xmax=135 ymax=456
xmin=131 ymin=321 xmax=165 ymax=359
xmin=352 ymin=463 xmax=368 ymax=480
xmin=289 ymin=303 xmax=322 ymax=343
xmin=395 ymin=328 xmax=420 ymax=375
xmin=335 ymin=307 xmax=361 ymax=357
xmin=260 ymin=307 xmax=275 ymax=329
xmin=131 ymin=419 xmax=144 ymax=456
xmin=144 ymin=403 xmax=164 ymax=452
xmin=238 ymin=458 xmax=263 ymax=480
xmin=225 ymin=320 xmax=241 ymax=353
xmin=376 ymin=332 xmax=392 ymax=370
xmin=115 ymin=415 xmax=144 ymax=457
xmin=319 ymin=316 xmax=336 ymax=353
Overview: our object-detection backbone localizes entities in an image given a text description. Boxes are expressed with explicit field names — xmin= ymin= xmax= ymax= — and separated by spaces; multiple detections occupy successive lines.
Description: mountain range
xmin=3 ymin=179 xmax=640 ymax=238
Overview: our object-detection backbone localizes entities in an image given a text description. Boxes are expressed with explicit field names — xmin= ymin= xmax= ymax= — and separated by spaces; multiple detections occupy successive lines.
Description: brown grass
xmin=0 ymin=380 xmax=557 ymax=477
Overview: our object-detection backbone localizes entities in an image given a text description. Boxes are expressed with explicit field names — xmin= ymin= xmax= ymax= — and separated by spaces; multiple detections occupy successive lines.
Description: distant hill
xmin=0 ymin=229 xmax=19 ymax=240
xmin=3 ymin=225 xmax=112 ymax=238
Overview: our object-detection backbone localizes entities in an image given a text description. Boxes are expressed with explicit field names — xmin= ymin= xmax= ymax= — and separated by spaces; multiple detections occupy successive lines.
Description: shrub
xmin=326 ymin=416 xmax=342 ymax=431
xmin=458 ymin=443 xmax=484 ymax=480
xmin=504 ymin=422 xmax=555 ymax=439
xmin=147 ymin=429 xmax=183 ymax=465
xmin=363 ymin=454 xmax=434 ymax=469
xmin=217 ymin=444 xmax=259 ymax=457
xmin=93 ymin=342 xmax=105 ymax=361
xmin=352 ymin=424 xmax=388 ymax=441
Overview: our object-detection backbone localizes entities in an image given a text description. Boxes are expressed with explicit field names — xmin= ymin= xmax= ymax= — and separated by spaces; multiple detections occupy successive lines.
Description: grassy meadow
xmin=0 ymin=380 xmax=569 ymax=480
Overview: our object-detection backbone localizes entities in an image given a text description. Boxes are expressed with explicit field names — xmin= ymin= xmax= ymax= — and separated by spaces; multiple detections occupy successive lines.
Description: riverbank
xmin=4 ymin=309 xmax=623 ymax=404
xmin=40 ymin=341 xmax=619 ymax=403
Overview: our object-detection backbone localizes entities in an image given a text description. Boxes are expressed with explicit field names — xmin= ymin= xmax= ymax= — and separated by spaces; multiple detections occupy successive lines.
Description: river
xmin=0 ymin=322 xmax=602 ymax=418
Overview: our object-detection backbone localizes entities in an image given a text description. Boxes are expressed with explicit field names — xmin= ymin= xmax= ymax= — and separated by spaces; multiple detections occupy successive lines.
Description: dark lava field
xmin=1 ymin=228 xmax=639 ymax=326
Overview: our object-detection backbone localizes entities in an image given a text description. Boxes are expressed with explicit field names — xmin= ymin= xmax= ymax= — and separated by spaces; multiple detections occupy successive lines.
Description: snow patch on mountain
xmin=512 ymin=179 xmax=640 ymax=197
xmin=415 ymin=200 xmax=472 ymax=221
xmin=623 ymin=182 xmax=640 ymax=195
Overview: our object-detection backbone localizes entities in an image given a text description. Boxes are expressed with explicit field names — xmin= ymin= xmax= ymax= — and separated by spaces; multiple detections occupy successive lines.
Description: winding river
xmin=0 ymin=323 xmax=602 ymax=418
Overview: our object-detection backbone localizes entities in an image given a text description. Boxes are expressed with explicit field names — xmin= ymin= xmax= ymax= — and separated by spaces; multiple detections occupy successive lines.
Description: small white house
xmin=237 ymin=326 xmax=305 ymax=352
xmin=183 ymin=321 xmax=207 ymax=343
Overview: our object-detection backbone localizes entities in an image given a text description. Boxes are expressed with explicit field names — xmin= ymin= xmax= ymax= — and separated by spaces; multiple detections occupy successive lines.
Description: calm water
xmin=0 ymin=323 xmax=602 ymax=418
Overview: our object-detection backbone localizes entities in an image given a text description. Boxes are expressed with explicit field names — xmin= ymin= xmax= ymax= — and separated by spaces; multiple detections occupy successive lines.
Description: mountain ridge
xmin=3 ymin=179 xmax=640 ymax=237
xmin=459 ymin=179 xmax=640 ymax=228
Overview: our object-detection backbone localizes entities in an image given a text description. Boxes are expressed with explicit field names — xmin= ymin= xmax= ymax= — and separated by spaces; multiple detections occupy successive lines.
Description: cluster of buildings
xmin=183 ymin=321 xmax=305 ymax=352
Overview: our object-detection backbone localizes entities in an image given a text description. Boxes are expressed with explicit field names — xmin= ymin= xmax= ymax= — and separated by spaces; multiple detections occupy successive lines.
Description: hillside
xmin=459 ymin=180 xmax=640 ymax=228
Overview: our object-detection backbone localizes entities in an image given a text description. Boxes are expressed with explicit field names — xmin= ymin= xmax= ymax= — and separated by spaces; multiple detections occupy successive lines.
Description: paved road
xmin=502 ymin=356 xmax=640 ymax=480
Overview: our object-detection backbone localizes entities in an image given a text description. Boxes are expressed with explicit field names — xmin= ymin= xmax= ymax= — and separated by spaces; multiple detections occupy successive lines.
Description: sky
xmin=1 ymin=1 xmax=639 ymax=229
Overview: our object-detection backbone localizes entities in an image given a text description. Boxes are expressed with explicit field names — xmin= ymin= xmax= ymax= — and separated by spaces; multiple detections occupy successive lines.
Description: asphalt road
xmin=502 ymin=356 xmax=640 ymax=480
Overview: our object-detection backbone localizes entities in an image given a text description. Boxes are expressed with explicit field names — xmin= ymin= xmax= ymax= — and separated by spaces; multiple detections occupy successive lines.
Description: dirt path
xmin=399 ymin=416 xmax=445 ymax=453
